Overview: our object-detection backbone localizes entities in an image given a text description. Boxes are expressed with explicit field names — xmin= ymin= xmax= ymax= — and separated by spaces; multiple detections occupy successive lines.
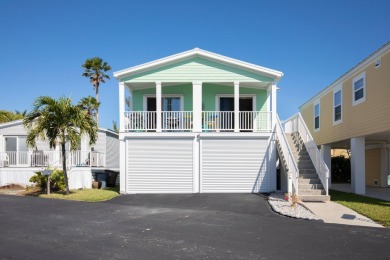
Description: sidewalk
xmin=301 ymin=201 xmax=383 ymax=228
xmin=331 ymin=183 xmax=390 ymax=201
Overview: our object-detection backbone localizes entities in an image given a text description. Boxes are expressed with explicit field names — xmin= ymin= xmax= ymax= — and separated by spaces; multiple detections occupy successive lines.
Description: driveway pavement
xmin=0 ymin=193 xmax=389 ymax=259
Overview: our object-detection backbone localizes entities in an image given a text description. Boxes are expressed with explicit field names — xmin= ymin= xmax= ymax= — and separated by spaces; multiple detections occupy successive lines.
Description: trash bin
xmin=106 ymin=170 xmax=118 ymax=187
xmin=96 ymin=172 xmax=107 ymax=189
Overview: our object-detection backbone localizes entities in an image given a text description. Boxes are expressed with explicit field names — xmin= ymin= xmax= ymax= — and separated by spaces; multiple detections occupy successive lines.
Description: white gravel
xmin=268 ymin=193 xmax=320 ymax=220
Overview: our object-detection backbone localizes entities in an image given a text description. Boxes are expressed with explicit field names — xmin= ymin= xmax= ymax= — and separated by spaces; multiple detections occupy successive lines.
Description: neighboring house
xmin=0 ymin=120 xmax=119 ymax=189
xmin=114 ymin=48 xmax=329 ymax=200
xmin=300 ymin=42 xmax=390 ymax=194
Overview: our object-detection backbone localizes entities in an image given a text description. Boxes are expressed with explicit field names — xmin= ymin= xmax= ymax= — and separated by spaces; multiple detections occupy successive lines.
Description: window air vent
xmin=373 ymin=180 xmax=379 ymax=186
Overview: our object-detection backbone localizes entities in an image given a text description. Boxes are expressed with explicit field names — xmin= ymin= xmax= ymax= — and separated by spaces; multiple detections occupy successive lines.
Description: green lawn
xmin=39 ymin=187 xmax=120 ymax=202
xmin=330 ymin=189 xmax=390 ymax=228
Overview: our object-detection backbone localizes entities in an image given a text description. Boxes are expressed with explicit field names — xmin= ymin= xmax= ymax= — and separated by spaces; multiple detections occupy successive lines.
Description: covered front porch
xmin=119 ymin=81 xmax=277 ymax=133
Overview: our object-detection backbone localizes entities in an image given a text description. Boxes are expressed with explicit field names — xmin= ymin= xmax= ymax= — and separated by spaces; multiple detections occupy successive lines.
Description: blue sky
xmin=0 ymin=0 xmax=389 ymax=129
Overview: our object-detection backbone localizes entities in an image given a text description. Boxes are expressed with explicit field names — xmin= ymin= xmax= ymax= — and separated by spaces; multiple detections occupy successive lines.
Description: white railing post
xmin=234 ymin=81 xmax=240 ymax=132
xmin=192 ymin=81 xmax=202 ymax=132
xmin=156 ymin=82 xmax=162 ymax=132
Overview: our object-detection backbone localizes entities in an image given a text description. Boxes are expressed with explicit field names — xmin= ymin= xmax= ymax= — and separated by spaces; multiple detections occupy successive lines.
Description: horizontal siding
xmin=0 ymin=123 xmax=26 ymax=135
xmin=105 ymin=132 xmax=119 ymax=169
xmin=201 ymin=138 xmax=269 ymax=193
xmin=127 ymin=139 xmax=193 ymax=193
xmin=121 ymin=57 xmax=274 ymax=83
xmin=302 ymin=50 xmax=390 ymax=145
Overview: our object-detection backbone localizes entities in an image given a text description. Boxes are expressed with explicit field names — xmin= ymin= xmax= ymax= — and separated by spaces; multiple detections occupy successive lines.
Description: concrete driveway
xmin=0 ymin=193 xmax=389 ymax=259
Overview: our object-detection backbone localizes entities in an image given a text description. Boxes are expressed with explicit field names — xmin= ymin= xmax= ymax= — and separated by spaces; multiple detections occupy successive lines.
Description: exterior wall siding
xmin=132 ymin=83 xmax=268 ymax=112
xmin=365 ymin=149 xmax=381 ymax=186
xmin=121 ymin=57 xmax=274 ymax=83
xmin=0 ymin=123 xmax=26 ymax=136
xmin=105 ymin=132 xmax=119 ymax=169
xmin=301 ymin=50 xmax=390 ymax=145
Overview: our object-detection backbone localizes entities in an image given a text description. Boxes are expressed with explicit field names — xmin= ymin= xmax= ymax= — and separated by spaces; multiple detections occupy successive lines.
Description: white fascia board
xmin=0 ymin=119 xmax=24 ymax=129
xmin=113 ymin=48 xmax=283 ymax=82
xmin=300 ymin=41 xmax=390 ymax=110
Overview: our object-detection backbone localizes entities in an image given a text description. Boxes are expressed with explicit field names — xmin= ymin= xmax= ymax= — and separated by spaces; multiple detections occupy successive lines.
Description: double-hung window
xmin=333 ymin=87 xmax=342 ymax=124
xmin=314 ymin=102 xmax=320 ymax=131
xmin=352 ymin=72 xmax=366 ymax=105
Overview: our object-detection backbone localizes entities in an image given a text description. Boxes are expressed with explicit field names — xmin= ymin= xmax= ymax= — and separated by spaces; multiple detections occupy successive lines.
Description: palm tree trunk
xmin=95 ymin=85 xmax=99 ymax=127
xmin=62 ymin=143 xmax=70 ymax=195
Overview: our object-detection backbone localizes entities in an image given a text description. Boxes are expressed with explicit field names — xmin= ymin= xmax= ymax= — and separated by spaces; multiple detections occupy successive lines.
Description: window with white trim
xmin=314 ymin=102 xmax=320 ymax=131
xmin=352 ymin=72 xmax=366 ymax=105
xmin=334 ymin=88 xmax=342 ymax=123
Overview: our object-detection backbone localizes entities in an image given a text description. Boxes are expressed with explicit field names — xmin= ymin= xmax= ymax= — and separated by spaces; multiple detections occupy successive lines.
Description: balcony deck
xmin=124 ymin=111 xmax=271 ymax=132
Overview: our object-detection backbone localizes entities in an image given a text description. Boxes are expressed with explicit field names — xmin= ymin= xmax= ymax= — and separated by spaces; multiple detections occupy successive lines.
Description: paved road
xmin=0 ymin=194 xmax=389 ymax=259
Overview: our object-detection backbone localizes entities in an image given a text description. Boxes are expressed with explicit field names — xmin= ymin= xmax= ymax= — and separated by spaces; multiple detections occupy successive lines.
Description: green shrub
xmin=29 ymin=169 xmax=66 ymax=191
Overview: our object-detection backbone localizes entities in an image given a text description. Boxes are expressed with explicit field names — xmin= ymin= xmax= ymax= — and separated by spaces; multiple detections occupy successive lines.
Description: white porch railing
xmin=284 ymin=112 xmax=329 ymax=195
xmin=124 ymin=111 xmax=271 ymax=132
xmin=275 ymin=115 xmax=299 ymax=195
xmin=0 ymin=151 xmax=106 ymax=168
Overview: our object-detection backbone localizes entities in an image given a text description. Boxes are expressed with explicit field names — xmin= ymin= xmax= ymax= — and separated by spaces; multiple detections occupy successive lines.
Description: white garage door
xmin=127 ymin=139 xmax=193 ymax=193
xmin=201 ymin=138 xmax=269 ymax=193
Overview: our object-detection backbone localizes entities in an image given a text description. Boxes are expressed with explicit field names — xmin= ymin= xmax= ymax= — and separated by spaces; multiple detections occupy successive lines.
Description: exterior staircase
xmin=286 ymin=133 xmax=330 ymax=202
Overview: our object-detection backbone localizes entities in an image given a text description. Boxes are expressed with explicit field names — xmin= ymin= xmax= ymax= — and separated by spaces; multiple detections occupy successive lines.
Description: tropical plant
xmin=112 ymin=120 xmax=119 ymax=133
xmin=78 ymin=96 xmax=100 ymax=120
xmin=29 ymin=169 xmax=66 ymax=191
xmin=0 ymin=110 xmax=24 ymax=123
xmin=23 ymin=96 xmax=98 ymax=195
xmin=82 ymin=57 xmax=111 ymax=126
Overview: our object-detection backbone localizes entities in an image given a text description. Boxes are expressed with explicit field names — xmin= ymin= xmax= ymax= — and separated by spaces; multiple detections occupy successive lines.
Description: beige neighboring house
xmin=300 ymin=41 xmax=390 ymax=194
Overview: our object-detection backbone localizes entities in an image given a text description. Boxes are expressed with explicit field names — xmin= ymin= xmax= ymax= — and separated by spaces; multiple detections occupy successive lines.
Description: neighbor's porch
xmin=119 ymin=81 xmax=277 ymax=133
xmin=0 ymin=150 xmax=105 ymax=168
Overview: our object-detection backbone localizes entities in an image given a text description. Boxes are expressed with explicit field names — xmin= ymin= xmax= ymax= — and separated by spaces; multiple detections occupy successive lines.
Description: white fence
xmin=284 ymin=112 xmax=329 ymax=195
xmin=0 ymin=168 xmax=93 ymax=189
xmin=0 ymin=151 xmax=105 ymax=168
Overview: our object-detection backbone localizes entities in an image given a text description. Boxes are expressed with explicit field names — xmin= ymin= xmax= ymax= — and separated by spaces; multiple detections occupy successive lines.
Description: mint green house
xmin=114 ymin=48 xmax=328 ymax=199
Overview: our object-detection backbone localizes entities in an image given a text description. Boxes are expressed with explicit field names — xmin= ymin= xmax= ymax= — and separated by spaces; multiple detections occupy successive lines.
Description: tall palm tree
xmin=0 ymin=110 xmax=24 ymax=123
xmin=23 ymin=96 xmax=98 ymax=195
xmin=77 ymin=96 xmax=100 ymax=121
xmin=82 ymin=57 xmax=111 ymax=126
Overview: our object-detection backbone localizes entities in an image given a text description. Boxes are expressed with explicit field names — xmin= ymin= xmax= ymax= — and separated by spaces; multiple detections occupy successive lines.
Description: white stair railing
xmin=284 ymin=112 xmax=329 ymax=195
xmin=275 ymin=115 xmax=299 ymax=195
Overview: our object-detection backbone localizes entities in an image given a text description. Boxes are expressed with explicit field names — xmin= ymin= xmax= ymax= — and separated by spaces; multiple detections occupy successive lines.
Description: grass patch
xmin=39 ymin=188 xmax=120 ymax=202
xmin=330 ymin=189 xmax=390 ymax=227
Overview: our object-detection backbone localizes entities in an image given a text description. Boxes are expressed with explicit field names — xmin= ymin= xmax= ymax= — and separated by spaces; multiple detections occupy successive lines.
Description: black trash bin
xmin=106 ymin=170 xmax=118 ymax=187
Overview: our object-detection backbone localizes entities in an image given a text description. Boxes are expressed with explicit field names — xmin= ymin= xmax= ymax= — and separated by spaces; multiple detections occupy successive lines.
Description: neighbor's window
xmin=314 ymin=102 xmax=320 ymax=130
xmin=353 ymin=72 xmax=366 ymax=105
xmin=334 ymin=89 xmax=342 ymax=123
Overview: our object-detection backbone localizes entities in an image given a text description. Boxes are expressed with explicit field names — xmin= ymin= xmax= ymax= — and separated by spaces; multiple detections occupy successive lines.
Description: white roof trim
xmin=0 ymin=119 xmax=24 ymax=129
xmin=113 ymin=48 xmax=283 ymax=82
xmin=300 ymin=41 xmax=390 ymax=110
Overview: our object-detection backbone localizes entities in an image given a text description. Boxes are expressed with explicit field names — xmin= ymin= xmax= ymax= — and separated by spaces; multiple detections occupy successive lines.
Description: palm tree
xmin=0 ymin=110 xmax=24 ymax=123
xmin=23 ymin=96 xmax=98 ymax=195
xmin=82 ymin=57 xmax=111 ymax=126
xmin=78 ymin=96 xmax=100 ymax=121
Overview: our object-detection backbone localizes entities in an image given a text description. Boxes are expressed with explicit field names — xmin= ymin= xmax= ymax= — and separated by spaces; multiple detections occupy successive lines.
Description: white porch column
xmin=321 ymin=144 xmax=332 ymax=187
xmin=192 ymin=81 xmax=202 ymax=132
xmin=156 ymin=82 xmax=162 ymax=132
xmin=351 ymin=137 xmax=365 ymax=194
xmin=234 ymin=81 xmax=240 ymax=132
xmin=119 ymin=82 xmax=125 ymax=132
xmin=380 ymin=146 xmax=389 ymax=187
xmin=266 ymin=84 xmax=277 ymax=131
xmin=119 ymin=139 xmax=126 ymax=194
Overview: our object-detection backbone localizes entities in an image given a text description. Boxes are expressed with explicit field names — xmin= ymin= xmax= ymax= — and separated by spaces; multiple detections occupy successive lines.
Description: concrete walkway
xmin=331 ymin=183 xmax=390 ymax=201
xmin=301 ymin=201 xmax=383 ymax=228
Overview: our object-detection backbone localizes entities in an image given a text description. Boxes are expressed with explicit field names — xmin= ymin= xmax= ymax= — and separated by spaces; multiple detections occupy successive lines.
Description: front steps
xmin=286 ymin=133 xmax=330 ymax=202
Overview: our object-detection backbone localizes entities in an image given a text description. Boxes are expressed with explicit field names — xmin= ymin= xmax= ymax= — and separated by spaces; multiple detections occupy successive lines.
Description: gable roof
xmin=300 ymin=41 xmax=390 ymax=109
xmin=113 ymin=48 xmax=283 ymax=83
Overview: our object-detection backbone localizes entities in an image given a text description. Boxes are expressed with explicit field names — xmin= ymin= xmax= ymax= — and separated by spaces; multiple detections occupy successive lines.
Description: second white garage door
xmin=200 ymin=138 xmax=269 ymax=193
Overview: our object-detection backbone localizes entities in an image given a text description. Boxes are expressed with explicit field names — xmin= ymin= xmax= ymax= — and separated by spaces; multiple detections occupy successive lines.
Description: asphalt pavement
xmin=0 ymin=193 xmax=389 ymax=259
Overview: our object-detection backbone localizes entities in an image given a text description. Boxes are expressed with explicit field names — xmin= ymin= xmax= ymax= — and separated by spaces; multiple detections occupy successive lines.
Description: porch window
xmin=333 ymin=88 xmax=342 ymax=124
xmin=5 ymin=136 xmax=29 ymax=165
xmin=314 ymin=102 xmax=320 ymax=131
xmin=352 ymin=72 xmax=366 ymax=106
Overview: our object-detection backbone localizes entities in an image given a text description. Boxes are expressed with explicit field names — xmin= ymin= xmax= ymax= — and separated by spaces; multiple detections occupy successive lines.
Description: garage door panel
xmin=127 ymin=139 xmax=193 ymax=193
xmin=201 ymin=139 xmax=269 ymax=193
